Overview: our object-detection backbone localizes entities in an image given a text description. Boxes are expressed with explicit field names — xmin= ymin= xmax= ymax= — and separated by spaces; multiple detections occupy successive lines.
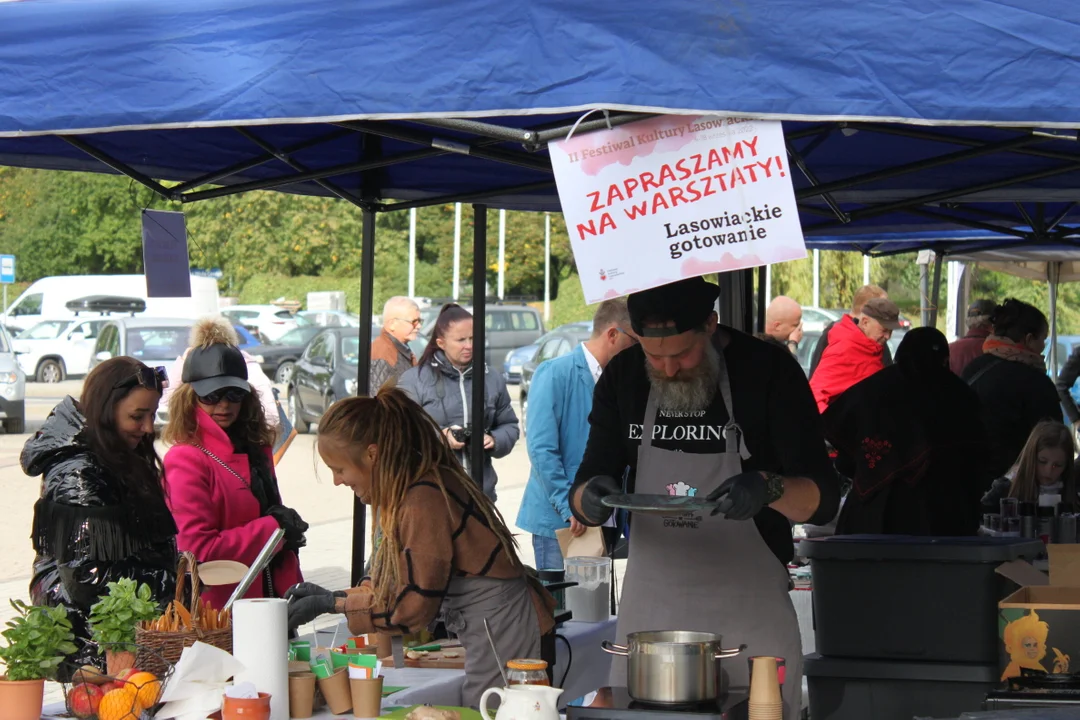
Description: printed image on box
xmin=999 ymin=608 xmax=1073 ymax=680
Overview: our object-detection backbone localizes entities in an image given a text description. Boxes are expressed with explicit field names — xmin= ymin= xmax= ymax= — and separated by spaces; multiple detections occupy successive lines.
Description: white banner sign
xmin=550 ymin=115 xmax=807 ymax=304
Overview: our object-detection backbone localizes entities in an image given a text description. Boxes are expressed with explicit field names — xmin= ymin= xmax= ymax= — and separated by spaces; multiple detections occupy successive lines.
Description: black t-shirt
xmin=573 ymin=327 xmax=839 ymax=565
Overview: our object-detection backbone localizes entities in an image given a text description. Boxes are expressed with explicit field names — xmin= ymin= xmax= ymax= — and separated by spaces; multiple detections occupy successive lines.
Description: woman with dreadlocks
xmin=284 ymin=388 xmax=555 ymax=708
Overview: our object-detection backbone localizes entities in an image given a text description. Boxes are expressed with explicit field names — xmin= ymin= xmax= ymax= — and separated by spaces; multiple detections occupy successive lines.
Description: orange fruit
xmin=97 ymin=686 xmax=140 ymax=720
xmin=128 ymin=670 xmax=162 ymax=709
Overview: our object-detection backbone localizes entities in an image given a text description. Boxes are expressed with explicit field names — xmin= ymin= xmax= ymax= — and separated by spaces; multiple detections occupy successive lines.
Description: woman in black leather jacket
xmin=23 ymin=356 xmax=178 ymax=677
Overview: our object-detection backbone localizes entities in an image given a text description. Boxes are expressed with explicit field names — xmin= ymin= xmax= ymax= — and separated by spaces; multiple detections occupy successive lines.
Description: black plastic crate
xmin=799 ymin=535 xmax=1043 ymax=663
xmin=804 ymin=653 xmax=998 ymax=720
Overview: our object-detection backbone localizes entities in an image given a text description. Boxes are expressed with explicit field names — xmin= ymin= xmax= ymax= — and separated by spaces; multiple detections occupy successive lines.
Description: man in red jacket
xmin=948 ymin=299 xmax=995 ymax=376
xmin=810 ymin=297 xmax=901 ymax=413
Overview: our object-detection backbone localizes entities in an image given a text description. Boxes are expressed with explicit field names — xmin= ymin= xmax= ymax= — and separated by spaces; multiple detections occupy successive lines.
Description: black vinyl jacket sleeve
xmin=571 ymin=330 xmax=841 ymax=530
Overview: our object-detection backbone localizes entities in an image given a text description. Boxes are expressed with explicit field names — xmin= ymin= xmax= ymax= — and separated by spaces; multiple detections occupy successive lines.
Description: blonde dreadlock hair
xmin=319 ymin=387 xmax=523 ymax=606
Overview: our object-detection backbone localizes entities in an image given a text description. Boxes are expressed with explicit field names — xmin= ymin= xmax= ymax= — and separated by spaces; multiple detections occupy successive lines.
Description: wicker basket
xmin=135 ymin=552 xmax=232 ymax=676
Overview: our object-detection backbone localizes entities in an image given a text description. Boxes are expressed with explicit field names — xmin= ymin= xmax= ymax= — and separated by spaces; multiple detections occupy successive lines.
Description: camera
xmin=450 ymin=426 xmax=473 ymax=443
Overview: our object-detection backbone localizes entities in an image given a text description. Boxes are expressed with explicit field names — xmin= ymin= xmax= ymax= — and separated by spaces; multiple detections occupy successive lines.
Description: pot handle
xmin=714 ymin=643 xmax=748 ymax=659
xmin=600 ymin=640 xmax=629 ymax=657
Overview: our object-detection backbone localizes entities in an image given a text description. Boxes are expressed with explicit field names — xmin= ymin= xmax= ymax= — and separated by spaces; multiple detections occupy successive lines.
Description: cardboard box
xmin=997 ymin=545 xmax=1080 ymax=682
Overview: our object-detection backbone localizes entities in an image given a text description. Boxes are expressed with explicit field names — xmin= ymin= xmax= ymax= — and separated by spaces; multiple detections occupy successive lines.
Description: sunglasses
xmin=395 ymin=317 xmax=422 ymax=327
xmin=196 ymin=387 xmax=249 ymax=405
xmin=115 ymin=365 xmax=169 ymax=391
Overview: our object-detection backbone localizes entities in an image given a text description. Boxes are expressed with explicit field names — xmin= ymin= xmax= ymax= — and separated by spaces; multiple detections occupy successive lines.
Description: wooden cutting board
xmin=380 ymin=648 xmax=467 ymax=669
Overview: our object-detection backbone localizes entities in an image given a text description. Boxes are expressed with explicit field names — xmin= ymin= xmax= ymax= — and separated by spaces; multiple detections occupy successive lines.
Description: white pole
xmin=946 ymin=261 xmax=963 ymax=342
xmin=498 ymin=209 xmax=506 ymax=299
xmin=452 ymin=203 xmax=462 ymax=300
xmin=863 ymin=255 xmax=871 ymax=285
xmin=764 ymin=265 xmax=772 ymax=303
xmin=408 ymin=208 xmax=417 ymax=298
xmin=544 ymin=213 xmax=551 ymax=324
xmin=812 ymin=249 xmax=821 ymax=307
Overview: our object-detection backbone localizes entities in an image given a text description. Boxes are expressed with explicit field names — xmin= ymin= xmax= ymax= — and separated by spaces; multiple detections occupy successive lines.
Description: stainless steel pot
xmin=601 ymin=631 xmax=745 ymax=705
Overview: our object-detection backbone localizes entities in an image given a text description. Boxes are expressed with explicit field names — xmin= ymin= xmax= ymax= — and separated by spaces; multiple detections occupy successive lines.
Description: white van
xmin=2 ymin=275 xmax=220 ymax=332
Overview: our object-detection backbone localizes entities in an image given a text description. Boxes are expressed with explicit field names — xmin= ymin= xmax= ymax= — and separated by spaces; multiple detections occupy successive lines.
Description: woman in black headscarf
xmin=822 ymin=327 xmax=993 ymax=535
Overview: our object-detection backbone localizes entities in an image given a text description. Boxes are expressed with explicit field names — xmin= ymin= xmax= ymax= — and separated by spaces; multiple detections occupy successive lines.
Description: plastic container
xmin=807 ymin=651 xmax=989 ymax=720
xmin=799 ymin=535 xmax=1043 ymax=663
xmin=565 ymin=557 xmax=611 ymax=623
xmin=804 ymin=654 xmax=997 ymax=720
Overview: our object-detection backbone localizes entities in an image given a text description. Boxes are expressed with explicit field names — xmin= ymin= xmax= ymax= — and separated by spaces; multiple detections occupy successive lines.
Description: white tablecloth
xmin=554 ymin=616 xmax=617 ymax=706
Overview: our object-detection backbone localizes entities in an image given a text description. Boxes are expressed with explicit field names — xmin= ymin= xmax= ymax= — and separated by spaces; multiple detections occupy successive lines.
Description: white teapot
xmin=479 ymin=685 xmax=563 ymax=720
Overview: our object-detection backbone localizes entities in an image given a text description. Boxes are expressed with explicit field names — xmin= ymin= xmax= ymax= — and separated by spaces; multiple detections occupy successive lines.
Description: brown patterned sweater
xmin=340 ymin=471 xmax=556 ymax=636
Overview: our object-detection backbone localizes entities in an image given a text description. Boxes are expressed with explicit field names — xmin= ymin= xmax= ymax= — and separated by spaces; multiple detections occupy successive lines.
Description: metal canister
xmin=1038 ymin=506 xmax=1056 ymax=543
xmin=1021 ymin=515 xmax=1037 ymax=539
xmin=1058 ymin=513 xmax=1078 ymax=544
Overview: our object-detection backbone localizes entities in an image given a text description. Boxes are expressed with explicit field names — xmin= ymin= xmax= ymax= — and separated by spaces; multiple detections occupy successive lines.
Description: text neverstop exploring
xmin=574 ymin=135 xmax=786 ymax=242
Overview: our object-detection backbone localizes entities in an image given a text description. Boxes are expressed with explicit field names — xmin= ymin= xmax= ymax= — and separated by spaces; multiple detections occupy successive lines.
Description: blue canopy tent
xmin=4 ymin=0 xmax=1080 ymax=580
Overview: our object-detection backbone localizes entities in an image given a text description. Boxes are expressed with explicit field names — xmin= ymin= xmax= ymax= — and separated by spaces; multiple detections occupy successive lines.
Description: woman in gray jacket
xmin=398 ymin=304 xmax=520 ymax=500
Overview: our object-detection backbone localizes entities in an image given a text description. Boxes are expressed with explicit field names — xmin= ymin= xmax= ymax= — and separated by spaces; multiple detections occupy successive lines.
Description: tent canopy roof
xmin=2 ymin=0 xmax=1080 ymax=247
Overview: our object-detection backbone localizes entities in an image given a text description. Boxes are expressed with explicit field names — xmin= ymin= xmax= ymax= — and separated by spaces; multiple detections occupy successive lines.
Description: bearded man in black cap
xmin=570 ymin=276 xmax=839 ymax=719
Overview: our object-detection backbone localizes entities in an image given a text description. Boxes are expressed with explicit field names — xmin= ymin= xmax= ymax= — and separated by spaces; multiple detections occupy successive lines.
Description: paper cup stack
xmin=748 ymin=656 xmax=783 ymax=720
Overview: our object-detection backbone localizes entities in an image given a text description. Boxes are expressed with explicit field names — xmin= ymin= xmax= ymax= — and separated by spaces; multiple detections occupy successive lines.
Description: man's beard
xmin=646 ymin=341 xmax=720 ymax=412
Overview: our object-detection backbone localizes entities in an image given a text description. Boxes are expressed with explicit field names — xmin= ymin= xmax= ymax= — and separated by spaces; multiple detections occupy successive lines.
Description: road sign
xmin=0 ymin=255 xmax=14 ymax=284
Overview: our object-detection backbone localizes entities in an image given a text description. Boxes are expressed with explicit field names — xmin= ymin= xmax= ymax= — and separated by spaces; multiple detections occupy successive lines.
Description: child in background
xmin=982 ymin=421 xmax=1076 ymax=511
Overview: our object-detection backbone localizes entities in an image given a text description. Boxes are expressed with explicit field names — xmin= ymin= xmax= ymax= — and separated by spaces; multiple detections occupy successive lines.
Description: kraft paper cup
xmin=749 ymin=656 xmax=782 ymax=705
xmin=288 ymin=672 xmax=316 ymax=719
xmin=317 ymin=668 xmax=353 ymax=715
xmin=350 ymin=677 xmax=383 ymax=719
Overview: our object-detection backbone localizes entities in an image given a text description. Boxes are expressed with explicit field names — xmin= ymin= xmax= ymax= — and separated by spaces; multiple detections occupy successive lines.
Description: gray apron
xmin=441 ymin=575 xmax=542 ymax=708
xmin=612 ymin=348 xmax=803 ymax=719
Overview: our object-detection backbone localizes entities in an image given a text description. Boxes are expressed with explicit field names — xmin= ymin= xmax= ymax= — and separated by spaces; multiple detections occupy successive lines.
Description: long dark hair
xmin=319 ymin=388 xmax=521 ymax=607
xmin=1010 ymin=421 xmax=1076 ymax=505
xmin=80 ymin=356 xmax=167 ymax=507
xmin=418 ymin=303 xmax=473 ymax=373
xmin=992 ymin=298 xmax=1048 ymax=343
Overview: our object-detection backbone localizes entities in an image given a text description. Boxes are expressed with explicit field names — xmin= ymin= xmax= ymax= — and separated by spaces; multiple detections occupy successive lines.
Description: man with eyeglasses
xmin=370 ymin=296 xmax=421 ymax=396
xmin=516 ymin=299 xmax=637 ymax=571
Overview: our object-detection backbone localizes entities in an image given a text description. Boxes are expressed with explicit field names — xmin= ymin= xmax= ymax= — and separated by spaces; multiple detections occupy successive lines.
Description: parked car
xmin=233 ymin=324 xmax=262 ymax=351
xmin=222 ymin=305 xmax=308 ymax=343
xmin=14 ymin=318 xmax=109 ymax=382
xmin=419 ymin=303 xmax=543 ymax=367
xmin=1 ymin=274 xmax=219 ymax=333
xmin=298 ymin=310 xmax=361 ymax=328
xmin=518 ymin=323 xmax=593 ymax=433
xmin=287 ymin=328 xmax=361 ymax=433
xmin=89 ymin=317 xmax=192 ymax=371
xmin=0 ymin=324 xmax=26 ymax=433
xmin=503 ymin=320 xmax=592 ymax=384
xmin=800 ymin=307 xmax=843 ymax=333
xmin=250 ymin=326 xmax=323 ymax=384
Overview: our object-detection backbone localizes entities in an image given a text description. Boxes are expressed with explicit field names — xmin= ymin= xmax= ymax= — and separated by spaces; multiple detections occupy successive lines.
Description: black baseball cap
xmin=627 ymin=276 xmax=720 ymax=337
xmin=182 ymin=344 xmax=250 ymax=397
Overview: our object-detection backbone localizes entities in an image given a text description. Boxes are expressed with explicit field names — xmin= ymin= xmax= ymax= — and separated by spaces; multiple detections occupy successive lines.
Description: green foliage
xmin=0 ymin=168 xmax=577 ymax=306
xmin=0 ymin=599 xmax=77 ymax=681
xmin=87 ymin=579 xmax=158 ymax=655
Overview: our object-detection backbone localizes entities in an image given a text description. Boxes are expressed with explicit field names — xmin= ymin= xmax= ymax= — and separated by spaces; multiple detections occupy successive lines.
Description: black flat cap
xmin=627 ymin=276 xmax=720 ymax=337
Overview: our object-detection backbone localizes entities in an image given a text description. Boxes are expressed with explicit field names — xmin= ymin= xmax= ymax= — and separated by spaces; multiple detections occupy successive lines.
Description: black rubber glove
xmin=284 ymin=582 xmax=346 ymax=632
xmin=267 ymin=505 xmax=309 ymax=552
xmin=578 ymin=475 xmax=621 ymax=525
xmin=706 ymin=471 xmax=768 ymax=520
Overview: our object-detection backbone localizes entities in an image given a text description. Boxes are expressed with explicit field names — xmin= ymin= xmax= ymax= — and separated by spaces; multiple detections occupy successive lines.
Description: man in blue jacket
xmin=517 ymin=299 xmax=636 ymax=569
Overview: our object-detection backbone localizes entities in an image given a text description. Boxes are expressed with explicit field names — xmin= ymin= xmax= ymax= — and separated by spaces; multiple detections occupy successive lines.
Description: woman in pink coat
xmin=163 ymin=340 xmax=306 ymax=609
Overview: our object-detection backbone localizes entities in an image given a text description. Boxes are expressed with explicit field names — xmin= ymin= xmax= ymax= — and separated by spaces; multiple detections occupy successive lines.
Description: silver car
xmin=0 ymin=324 xmax=27 ymax=433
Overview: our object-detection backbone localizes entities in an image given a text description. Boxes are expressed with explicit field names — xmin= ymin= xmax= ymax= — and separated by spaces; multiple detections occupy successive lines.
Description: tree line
xmin=0 ymin=166 xmax=1071 ymax=332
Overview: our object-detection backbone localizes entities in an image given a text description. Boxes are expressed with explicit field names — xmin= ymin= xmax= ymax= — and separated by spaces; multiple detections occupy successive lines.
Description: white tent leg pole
xmin=765 ymin=265 xmax=772 ymax=303
xmin=498 ymin=209 xmax=506 ymax=299
xmin=946 ymin=261 xmax=962 ymax=342
xmin=812 ymin=249 xmax=820 ymax=307
xmin=408 ymin=208 xmax=417 ymax=298
xmin=863 ymin=255 xmax=870 ymax=285
xmin=544 ymin=213 xmax=551 ymax=325
xmin=452 ymin=203 xmax=462 ymax=300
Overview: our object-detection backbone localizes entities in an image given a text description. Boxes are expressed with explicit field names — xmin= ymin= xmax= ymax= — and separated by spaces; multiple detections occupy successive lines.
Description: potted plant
xmin=88 ymin=579 xmax=159 ymax=676
xmin=0 ymin=599 xmax=77 ymax=720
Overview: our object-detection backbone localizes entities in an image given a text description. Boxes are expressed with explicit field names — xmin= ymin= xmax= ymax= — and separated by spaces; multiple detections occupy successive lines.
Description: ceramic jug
xmin=479 ymin=685 xmax=563 ymax=720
